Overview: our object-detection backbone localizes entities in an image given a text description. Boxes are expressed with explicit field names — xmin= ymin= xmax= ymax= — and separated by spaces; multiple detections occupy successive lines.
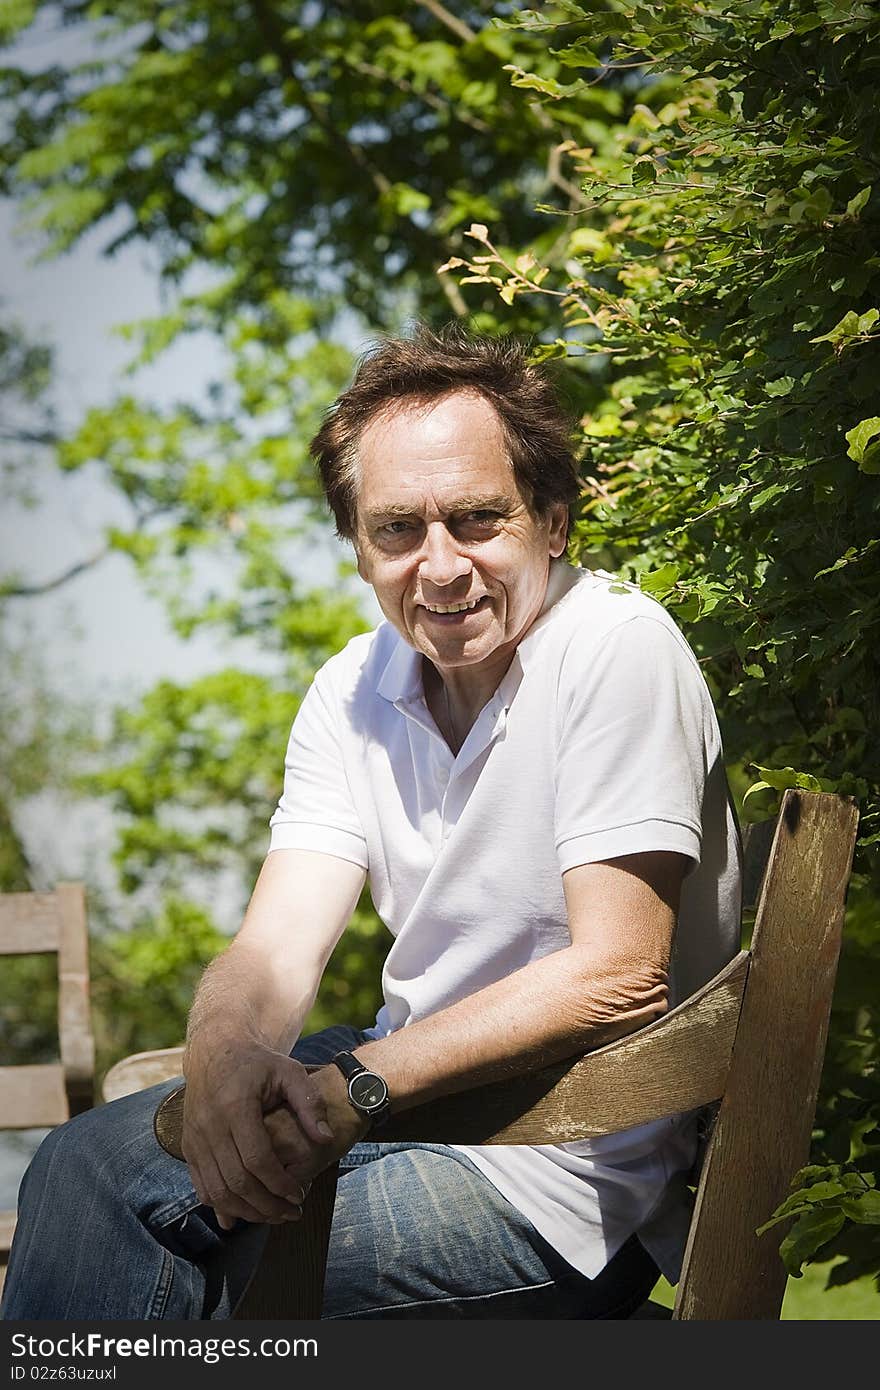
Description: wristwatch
xmin=331 ymin=1051 xmax=390 ymax=1130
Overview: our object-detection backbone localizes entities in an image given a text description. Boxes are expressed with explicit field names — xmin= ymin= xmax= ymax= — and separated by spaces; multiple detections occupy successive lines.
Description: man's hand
xmin=263 ymin=1063 xmax=370 ymax=1181
xmin=181 ymin=1037 xmax=337 ymax=1231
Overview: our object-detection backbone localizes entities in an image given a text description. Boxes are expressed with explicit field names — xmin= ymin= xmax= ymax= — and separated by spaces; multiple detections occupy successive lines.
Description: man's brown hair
xmin=310 ymin=324 xmax=581 ymax=541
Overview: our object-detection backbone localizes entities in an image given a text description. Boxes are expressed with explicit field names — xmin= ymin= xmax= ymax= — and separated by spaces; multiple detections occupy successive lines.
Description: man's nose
xmin=418 ymin=522 xmax=472 ymax=587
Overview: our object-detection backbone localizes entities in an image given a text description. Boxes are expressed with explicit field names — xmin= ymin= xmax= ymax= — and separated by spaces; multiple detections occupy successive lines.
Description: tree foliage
xmin=443 ymin=0 xmax=880 ymax=1288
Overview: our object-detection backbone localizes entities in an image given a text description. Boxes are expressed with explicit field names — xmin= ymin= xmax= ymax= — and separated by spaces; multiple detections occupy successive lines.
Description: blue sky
xmin=0 ymin=194 xmax=273 ymax=696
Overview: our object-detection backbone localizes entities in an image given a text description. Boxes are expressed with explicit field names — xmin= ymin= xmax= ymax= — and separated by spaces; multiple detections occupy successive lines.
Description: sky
xmin=0 ymin=201 xmax=239 ymax=694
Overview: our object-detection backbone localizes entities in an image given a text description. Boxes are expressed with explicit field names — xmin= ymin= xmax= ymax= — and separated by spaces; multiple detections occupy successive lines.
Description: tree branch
xmin=3 ymin=545 xmax=110 ymax=598
xmin=250 ymin=0 xmax=392 ymax=196
xmin=346 ymin=56 xmax=491 ymax=134
xmin=546 ymin=140 xmax=590 ymax=208
xmin=413 ymin=0 xmax=477 ymax=44
xmin=250 ymin=0 xmax=473 ymax=315
xmin=0 ymin=428 xmax=59 ymax=447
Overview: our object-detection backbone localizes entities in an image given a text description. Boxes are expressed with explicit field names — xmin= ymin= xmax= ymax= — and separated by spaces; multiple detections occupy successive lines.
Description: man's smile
xmin=417 ymin=595 xmax=490 ymax=617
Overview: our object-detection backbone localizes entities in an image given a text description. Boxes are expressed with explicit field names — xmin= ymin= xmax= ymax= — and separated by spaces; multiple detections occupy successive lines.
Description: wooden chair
xmin=0 ymin=883 xmax=96 ymax=1296
xmin=108 ymin=789 xmax=859 ymax=1320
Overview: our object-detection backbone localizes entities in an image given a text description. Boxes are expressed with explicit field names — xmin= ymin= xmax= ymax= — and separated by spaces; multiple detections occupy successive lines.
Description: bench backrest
xmin=0 ymin=883 xmax=95 ymax=1127
xmin=0 ymin=883 xmax=96 ymax=1294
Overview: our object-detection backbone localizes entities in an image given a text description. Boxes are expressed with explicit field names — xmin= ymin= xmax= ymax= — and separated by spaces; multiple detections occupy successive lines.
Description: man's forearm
xmin=350 ymin=940 xmax=667 ymax=1112
xmin=342 ymin=852 xmax=683 ymax=1116
xmin=184 ymin=936 xmax=317 ymax=1066
xmin=184 ymin=848 xmax=365 ymax=1069
xmin=177 ymin=850 xmax=367 ymax=1227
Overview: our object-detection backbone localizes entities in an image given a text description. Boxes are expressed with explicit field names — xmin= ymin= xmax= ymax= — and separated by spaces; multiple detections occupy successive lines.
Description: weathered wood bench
xmin=0 ymin=883 xmax=95 ymax=1298
xmin=106 ymin=788 xmax=858 ymax=1319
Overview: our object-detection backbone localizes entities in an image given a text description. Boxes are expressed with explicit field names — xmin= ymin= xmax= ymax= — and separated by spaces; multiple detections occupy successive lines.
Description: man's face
xmin=353 ymin=391 xmax=568 ymax=683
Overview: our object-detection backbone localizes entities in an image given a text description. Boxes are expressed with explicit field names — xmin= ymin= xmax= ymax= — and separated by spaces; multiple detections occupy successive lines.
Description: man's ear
xmin=548 ymin=503 xmax=569 ymax=558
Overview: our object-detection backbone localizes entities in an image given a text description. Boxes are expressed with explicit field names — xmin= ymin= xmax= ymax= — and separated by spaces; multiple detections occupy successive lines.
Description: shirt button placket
xmin=440 ymin=761 xmax=454 ymax=840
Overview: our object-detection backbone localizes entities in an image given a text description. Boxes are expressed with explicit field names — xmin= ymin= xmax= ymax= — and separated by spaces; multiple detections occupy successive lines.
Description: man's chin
xmin=414 ymin=633 xmax=501 ymax=671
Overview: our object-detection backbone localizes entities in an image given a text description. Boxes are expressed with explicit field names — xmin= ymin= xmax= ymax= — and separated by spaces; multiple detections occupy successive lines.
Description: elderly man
xmin=2 ymin=327 xmax=740 ymax=1320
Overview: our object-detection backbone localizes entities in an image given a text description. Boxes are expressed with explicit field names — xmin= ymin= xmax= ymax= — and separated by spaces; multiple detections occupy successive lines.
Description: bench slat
xmin=674 ymin=790 xmax=859 ymax=1320
xmin=0 ymin=1066 xmax=69 ymax=1128
xmin=0 ymin=895 xmax=60 ymax=954
xmin=102 ymin=1048 xmax=185 ymax=1103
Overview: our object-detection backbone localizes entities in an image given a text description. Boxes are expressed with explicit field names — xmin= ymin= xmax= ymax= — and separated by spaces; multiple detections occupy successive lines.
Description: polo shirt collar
xmin=509 ymin=559 xmax=585 ymax=672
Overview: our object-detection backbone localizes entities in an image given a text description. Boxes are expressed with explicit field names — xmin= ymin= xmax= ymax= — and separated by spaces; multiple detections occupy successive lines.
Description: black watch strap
xmin=331 ymin=1051 xmax=390 ymax=1129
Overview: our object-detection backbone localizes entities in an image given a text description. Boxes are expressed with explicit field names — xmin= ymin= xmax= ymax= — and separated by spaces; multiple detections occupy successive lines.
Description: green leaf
xmin=845 ymin=417 xmax=880 ymax=463
xmin=503 ymin=66 xmax=587 ymax=100
xmin=859 ymin=440 xmax=880 ymax=474
xmin=814 ymin=538 xmax=880 ymax=576
xmin=764 ymin=376 xmax=795 ymax=397
xmin=640 ymin=563 xmax=679 ymax=595
xmin=632 ymin=158 xmax=656 ymax=185
xmin=794 ymin=1166 xmax=842 ymax=1186
xmin=846 ymin=186 xmax=871 ymax=217
xmin=800 ymin=184 xmax=833 ymax=222
xmin=839 ymin=1190 xmax=880 ymax=1224
xmin=0 ymin=0 xmax=36 ymax=41
xmin=756 ymin=1179 xmax=848 ymax=1233
xmin=550 ymin=41 xmax=602 ymax=69
xmin=674 ymin=594 xmax=702 ymax=623
xmin=749 ymin=765 xmax=823 ymax=793
xmin=383 ymin=182 xmax=431 ymax=218
xmin=778 ymin=1208 xmax=846 ymax=1278
xmin=815 ymin=312 xmax=858 ymax=343
xmin=739 ymin=783 xmax=772 ymax=822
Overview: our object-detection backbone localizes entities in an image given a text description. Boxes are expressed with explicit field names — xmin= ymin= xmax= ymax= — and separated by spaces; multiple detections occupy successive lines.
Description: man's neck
xmin=422 ymin=658 xmax=506 ymax=754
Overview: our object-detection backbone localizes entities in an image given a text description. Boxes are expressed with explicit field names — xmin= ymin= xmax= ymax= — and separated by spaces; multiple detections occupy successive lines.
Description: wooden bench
xmin=0 ymin=883 xmax=96 ymax=1297
xmin=108 ymin=789 xmax=859 ymax=1319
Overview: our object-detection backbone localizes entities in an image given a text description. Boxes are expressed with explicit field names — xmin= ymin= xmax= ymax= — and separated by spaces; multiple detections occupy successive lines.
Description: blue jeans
xmin=1 ymin=1026 xmax=658 ymax=1320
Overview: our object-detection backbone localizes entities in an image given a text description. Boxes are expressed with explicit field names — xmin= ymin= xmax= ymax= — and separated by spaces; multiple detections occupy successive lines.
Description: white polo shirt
xmin=268 ymin=562 xmax=742 ymax=1281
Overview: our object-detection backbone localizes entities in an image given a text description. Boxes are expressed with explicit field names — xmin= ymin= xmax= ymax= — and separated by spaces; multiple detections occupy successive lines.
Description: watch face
xmin=349 ymin=1071 xmax=389 ymax=1111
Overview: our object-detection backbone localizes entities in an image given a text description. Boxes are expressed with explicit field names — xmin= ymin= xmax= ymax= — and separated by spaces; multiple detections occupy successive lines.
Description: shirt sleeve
xmin=268 ymin=663 xmax=369 ymax=869
xmin=554 ymin=614 xmax=718 ymax=875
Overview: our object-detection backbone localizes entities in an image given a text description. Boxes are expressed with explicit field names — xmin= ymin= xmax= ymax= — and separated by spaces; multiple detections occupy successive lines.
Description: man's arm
xmin=293 ymin=850 xmax=686 ymax=1165
xmin=181 ymin=847 xmax=365 ymax=1230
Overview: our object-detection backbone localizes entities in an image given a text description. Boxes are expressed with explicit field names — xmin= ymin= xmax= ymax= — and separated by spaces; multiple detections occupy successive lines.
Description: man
xmin=1 ymin=326 xmax=741 ymax=1320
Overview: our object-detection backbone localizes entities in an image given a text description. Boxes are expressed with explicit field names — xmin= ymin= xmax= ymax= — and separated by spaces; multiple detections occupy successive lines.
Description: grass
xmin=648 ymin=1260 xmax=879 ymax=1319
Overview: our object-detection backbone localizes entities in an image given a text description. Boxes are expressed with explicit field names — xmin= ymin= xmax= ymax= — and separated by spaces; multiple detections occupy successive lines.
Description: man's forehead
xmin=354 ymin=389 xmax=527 ymax=524
xmin=359 ymin=388 xmax=506 ymax=455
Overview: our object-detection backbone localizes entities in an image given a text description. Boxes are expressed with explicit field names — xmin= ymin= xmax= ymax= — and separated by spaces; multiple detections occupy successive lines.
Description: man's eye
xmin=462 ymin=511 xmax=500 ymax=526
xmin=380 ymin=520 xmax=413 ymax=536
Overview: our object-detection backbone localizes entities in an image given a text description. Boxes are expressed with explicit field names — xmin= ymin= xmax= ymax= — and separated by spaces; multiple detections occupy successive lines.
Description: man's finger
xmin=279 ymin=1071 xmax=334 ymax=1145
xmin=184 ymin=1153 xmax=211 ymax=1211
xmin=188 ymin=1143 xmax=264 ymax=1226
xmin=230 ymin=1100 xmax=312 ymax=1205
xmin=204 ymin=1130 xmax=293 ymax=1224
